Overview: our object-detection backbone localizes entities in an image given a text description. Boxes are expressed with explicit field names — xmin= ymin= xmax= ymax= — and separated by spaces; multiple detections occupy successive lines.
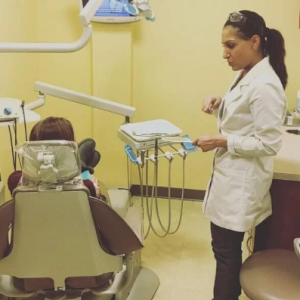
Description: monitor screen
xmin=82 ymin=0 xmax=131 ymax=17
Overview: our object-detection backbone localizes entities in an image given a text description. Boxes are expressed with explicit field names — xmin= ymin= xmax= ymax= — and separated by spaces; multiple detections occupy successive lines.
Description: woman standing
xmin=192 ymin=10 xmax=287 ymax=300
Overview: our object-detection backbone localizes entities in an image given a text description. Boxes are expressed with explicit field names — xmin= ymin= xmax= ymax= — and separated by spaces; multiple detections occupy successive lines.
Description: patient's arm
xmin=96 ymin=180 xmax=111 ymax=206
xmin=91 ymin=175 xmax=101 ymax=197
xmin=7 ymin=171 xmax=22 ymax=196
xmin=83 ymin=177 xmax=111 ymax=204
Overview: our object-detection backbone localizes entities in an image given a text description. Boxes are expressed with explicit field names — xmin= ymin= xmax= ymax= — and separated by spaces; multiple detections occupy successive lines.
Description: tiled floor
xmin=133 ymin=197 xmax=250 ymax=300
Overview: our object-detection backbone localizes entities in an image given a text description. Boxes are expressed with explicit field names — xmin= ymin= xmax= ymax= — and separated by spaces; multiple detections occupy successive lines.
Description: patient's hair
xmin=30 ymin=117 xmax=75 ymax=141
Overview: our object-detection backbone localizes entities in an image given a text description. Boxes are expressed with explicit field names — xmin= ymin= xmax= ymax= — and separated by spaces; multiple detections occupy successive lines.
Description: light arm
xmin=80 ymin=0 xmax=104 ymax=26
xmin=33 ymin=82 xmax=136 ymax=118
xmin=0 ymin=0 xmax=103 ymax=53
xmin=24 ymin=94 xmax=45 ymax=111
xmin=0 ymin=26 xmax=92 ymax=53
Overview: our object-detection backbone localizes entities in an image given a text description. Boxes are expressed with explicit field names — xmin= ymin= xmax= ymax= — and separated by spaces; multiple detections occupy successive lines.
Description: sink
xmin=284 ymin=115 xmax=300 ymax=126
xmin=286 ymin=129 xmax=300 ymax=135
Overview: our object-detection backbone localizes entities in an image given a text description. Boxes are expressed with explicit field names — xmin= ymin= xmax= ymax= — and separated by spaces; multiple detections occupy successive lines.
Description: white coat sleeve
xmin=227 ymin=84 xmax=286 ymax=157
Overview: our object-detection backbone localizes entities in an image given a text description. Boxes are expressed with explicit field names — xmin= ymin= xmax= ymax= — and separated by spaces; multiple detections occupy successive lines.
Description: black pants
xmin=211 ymin=222 xmax=245 ymax=300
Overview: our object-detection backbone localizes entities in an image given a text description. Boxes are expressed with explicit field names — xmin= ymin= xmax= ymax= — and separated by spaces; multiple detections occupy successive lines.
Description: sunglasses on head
xmin=228 ymin=12 xmax=264 ymax=36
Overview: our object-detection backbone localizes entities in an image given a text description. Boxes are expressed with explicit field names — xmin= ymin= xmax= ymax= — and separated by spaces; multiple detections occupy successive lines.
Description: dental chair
xmin=240 ymin=238 xmax=300 ymax=300
xmin=0 ymin=141 xmax=159 ymax=300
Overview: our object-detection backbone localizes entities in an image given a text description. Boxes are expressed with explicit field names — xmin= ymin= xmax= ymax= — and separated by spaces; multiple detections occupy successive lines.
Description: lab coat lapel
xmin=223 ymin=84 xmax=242 ymax=111
xmin=222 ymin=57 xmax=271 ymax=113
xmin=218 ymin=88 xmax=241 ymax=131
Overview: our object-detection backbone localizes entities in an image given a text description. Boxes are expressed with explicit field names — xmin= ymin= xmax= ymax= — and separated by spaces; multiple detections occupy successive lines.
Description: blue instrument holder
xmin=124 ymin=145 xmax=138 ymax=164
xmin=181 ymin=134 xmax=198 ymax=152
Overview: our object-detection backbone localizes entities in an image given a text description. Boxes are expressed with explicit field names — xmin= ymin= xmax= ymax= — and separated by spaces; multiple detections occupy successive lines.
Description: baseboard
xmin=130 ymin=185 xmax=205 ymax=201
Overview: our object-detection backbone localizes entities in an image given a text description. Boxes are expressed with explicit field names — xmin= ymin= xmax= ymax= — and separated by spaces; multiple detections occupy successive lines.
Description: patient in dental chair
xmin=0 ymin=117 xmax=143 ymax=293
xmin=8 ymin=117 xmax=105 ymax=200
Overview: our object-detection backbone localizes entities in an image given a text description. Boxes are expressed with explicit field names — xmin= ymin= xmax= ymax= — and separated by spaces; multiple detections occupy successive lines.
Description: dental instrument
xmin=0 ymin=0 xmax=103 ymax=53
xmin=117 ymin=119 xmax=183 ymax=150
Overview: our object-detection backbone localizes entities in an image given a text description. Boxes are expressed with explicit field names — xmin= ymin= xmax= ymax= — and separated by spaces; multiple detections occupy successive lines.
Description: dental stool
xmin=0 ymin=141 xmax=159 ymax=300
xmin=240 ymin=239 xmax=300 ymax=300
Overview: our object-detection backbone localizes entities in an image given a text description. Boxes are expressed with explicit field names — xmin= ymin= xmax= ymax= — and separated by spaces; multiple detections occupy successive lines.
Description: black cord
xmin=158 ymin=147 xmax=165 ymax=154
xmin=13 ymin=119 xmax=17 ymax=171
xmin=170 ymin=145 xmax=178 ymax=152
xmin=8 ymin=126 xmax=16 ymax=171
xmin=21 ymin=101 xmax=28 ymax=141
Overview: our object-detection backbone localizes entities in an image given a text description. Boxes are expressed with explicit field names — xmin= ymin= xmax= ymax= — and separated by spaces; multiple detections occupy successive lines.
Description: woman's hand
xmin=192 ymin=135 xmax=227 ymax=152
xmin=202 ymin=96 xmax=222 ymax=114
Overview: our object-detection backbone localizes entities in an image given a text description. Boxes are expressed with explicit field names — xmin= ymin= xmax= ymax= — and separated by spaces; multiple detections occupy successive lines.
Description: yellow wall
xmin=1 ymin=0 xmax=300 ymax=196
xmin=92 ymin=24 xmax=134 ymax=187
xmin=132 ymin=0 xmax=300 ymax=190
xmin=0 ymin=1 xmax=37 ymax=192
xmin=35 ymin=1 xmax=93 ymax=141
xmin=1 ymin=0 xmax=133 ymax=195
xmin=34 ymin=1 xmax=133 ymax=187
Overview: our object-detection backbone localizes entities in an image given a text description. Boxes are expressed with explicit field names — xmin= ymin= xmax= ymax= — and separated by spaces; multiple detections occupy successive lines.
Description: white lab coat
xmin=203 ymin=57 xmax=287 ymax=232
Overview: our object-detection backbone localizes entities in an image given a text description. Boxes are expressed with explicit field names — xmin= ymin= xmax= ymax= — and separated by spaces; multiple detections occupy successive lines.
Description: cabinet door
xmin=254 ymin=179 xmax=300 ymax=252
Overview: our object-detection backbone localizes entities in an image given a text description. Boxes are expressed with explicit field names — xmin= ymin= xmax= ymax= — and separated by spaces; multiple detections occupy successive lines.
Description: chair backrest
xmin=0 ymin=189 xmax=123 ymax=290
xmin=0 ymin=141 xmax=123 ymax=290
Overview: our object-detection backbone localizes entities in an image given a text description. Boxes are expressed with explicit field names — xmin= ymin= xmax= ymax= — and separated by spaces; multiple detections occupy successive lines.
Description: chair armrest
xmin=294 ymin=238 xmax=300 ymax=260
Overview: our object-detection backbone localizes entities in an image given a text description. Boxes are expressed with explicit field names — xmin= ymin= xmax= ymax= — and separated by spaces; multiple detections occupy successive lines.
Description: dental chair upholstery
xmin=240 ymin=238 xmax=300 ymax=300
xmin=0 ymin=180 xmax=4 ymax=205
xmin=0 ymin=141 xmax=157 ymax=300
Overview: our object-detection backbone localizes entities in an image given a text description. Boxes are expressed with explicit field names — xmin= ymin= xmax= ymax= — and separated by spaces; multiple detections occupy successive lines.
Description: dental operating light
xmin=0 ymin=0 xmax=104 ymax=53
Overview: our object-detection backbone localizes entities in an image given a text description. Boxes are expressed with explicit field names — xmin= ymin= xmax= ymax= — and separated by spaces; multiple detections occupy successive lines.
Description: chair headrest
xmin=16 ymin=140 xmax=81 ymax=184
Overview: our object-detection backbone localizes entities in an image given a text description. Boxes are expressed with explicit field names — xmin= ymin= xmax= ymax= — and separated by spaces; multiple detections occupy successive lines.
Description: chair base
xmin=0 ymin=264 xmax=160 ymax=300
xmin=117 ymin=267 xmax=160 ymax=300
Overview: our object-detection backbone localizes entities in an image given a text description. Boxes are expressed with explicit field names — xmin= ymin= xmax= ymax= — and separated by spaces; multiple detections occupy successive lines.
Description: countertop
xmin=273 ymin=126 xmax=300 ymax=181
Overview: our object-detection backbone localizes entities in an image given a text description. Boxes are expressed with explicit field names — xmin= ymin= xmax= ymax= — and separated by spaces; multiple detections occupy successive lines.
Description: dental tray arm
xmin=0 ymin=0 xmax=103 ymax=53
